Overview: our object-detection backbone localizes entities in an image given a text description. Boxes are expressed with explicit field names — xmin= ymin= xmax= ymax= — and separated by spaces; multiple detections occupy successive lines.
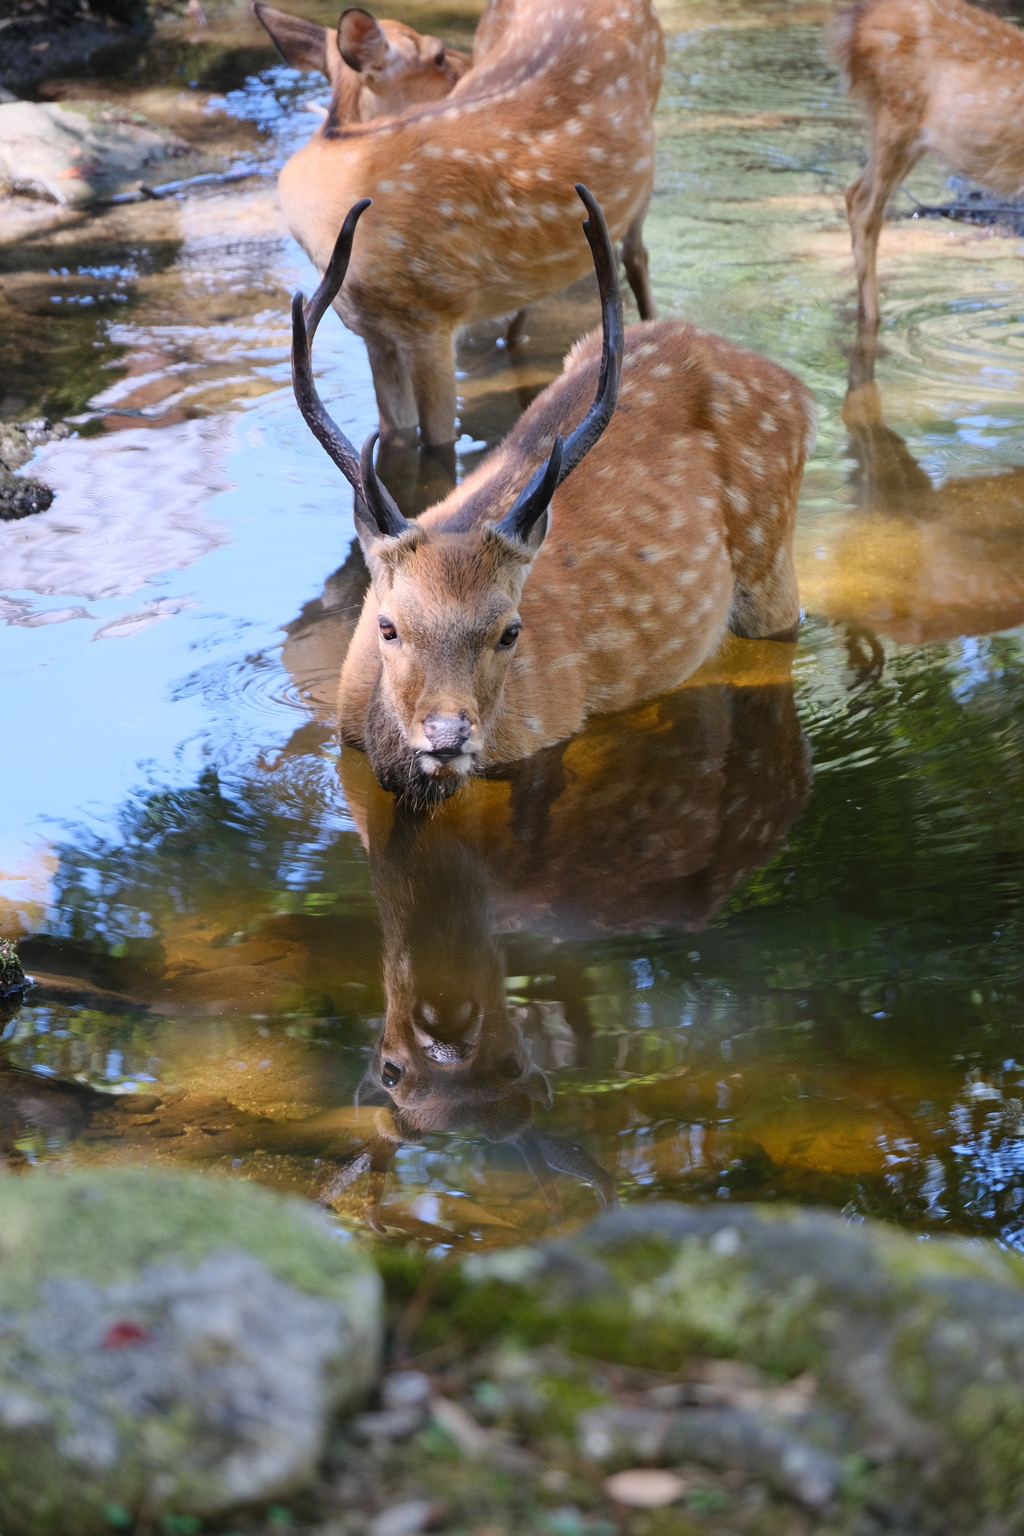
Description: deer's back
xmin=280 ymin=0 xmax=664 ymax=326
xmin=835 ymin=0 xmax=1024 ymax=191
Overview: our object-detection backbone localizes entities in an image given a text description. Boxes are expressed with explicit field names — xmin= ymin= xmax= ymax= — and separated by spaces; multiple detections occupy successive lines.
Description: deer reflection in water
xmin=309 ymin=639 xmax=811 ymax=1235
xmin=801 ymin=340 xmax=1024 ymax=668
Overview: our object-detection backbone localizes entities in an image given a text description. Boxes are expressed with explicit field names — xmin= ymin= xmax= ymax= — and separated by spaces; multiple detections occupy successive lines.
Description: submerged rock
xmin=0 ymin=98 xmax=192 ymax=206
xmin=0 ymin=1167 xmax=381 ymax=1534
xmin=455 ymin=1203 xmax=1024 ymax=1531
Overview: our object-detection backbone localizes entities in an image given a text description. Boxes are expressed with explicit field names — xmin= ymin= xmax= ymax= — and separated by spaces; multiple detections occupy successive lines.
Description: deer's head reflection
xmin=318 ymin=650 xmax=810 ymax=1235
xmin=362 ymin=806 xmax=552 ymax=1129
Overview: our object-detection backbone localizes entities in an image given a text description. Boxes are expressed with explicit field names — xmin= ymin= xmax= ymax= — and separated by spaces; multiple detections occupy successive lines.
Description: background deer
xmin=255 ymin=4 xmax=471 ymax=128
xmin=273 ymin=0 xmax=664 ymax=458
xmin=291 ymin=189 xmax=816 ymax=808
xmin=832 ymin=0 xmax=1024 ymax=325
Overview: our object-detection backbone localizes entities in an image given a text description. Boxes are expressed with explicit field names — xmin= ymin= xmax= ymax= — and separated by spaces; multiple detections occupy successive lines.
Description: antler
xmin=512 ymin=1129 xmax=620 ymax=1229
xmin=495 ymin=183 xmax=624 ymax=544
xmin=291 ymin=197 xmax=411 ymax=539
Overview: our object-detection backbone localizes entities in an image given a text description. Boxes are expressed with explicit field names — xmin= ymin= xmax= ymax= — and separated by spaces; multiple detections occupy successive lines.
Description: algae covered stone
xmin=0 ymin=1166 xmax=381 ymax=1535
xmin=456 ymin=1203 xmax=1024 ymax=1531
xmin=0 ymin=937 xmax=26 ymax=1027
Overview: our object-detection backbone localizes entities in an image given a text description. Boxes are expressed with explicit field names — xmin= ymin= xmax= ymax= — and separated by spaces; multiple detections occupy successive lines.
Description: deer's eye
xmin=496 ymin=1053 xmax=523 ymax=1080
xmin=381 ymin=1061 xmax=403 ymax=1088
xmin=434 ymin=49 xmax=445 ymax=65
xmin=378 ymin=617 xmax=399 ymax=642
xmin=497 ymin=624 xmax=520 ymax=650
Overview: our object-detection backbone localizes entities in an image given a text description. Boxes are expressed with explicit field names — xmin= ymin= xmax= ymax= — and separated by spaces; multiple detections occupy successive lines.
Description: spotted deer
xmin=832 ymin=0 xmax=1024 ymax=325
xmin=291 ymin=188 xmax=816 ymax=807
xmin=254 ymin=5 xmax=471 ymax=127
xmin=273 ymin=0 xmax=663 ymax=456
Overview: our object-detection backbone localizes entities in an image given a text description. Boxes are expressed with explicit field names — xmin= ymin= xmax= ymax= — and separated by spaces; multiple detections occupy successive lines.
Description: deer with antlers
xmin=270 ymin=0 xmax=664 ymax=457
xmin=833 ymin=0 xmax=1024 ymax=326
xmin=291 ymin=187 xmax=816 ymax=808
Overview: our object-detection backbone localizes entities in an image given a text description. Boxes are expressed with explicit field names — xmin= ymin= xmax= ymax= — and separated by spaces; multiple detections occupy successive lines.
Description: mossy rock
xmin=0 ymin=937 xmax=27 ymax=1027
xmin=441 ymin=1203 xmax=1024 ymax=1531
xmin=0 ymin=1167 xmax=381 ymax=1535
xmin=0 ymin=937 xmax=25 ymax=995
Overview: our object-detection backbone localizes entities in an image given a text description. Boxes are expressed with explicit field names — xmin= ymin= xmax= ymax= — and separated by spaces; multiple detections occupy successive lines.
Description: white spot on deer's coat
xmin=651 ymin=362 xmax=672 ymax=378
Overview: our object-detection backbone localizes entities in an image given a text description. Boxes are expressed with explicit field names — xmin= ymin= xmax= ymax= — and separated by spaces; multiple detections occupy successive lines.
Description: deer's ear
xmin=338 ymin=7 xmax=389 ymax=73
xmin=254 ymin=3 xmax=329 ymax=73
xmin=353 ymin=513 xmax=424 ymax=594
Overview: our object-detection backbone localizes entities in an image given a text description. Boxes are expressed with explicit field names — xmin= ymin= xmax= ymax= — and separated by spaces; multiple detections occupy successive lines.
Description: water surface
xmin=4 ymin=0 xmax=1024 ymax=1250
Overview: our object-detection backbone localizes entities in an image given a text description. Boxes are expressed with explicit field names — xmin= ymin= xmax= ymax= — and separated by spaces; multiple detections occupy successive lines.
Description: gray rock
xmin=0 ymin=1167 xmax=381 ymax=1534
xmin=578 ymin=1404 xmax=842 ymax=1509
xmin=0 ymin=421 xmax=71 ymax=522
xmin=0 ymin=99 xmax=193 ymax=206
xmin=459 ymin=1202 xmax=1024 ymax=1531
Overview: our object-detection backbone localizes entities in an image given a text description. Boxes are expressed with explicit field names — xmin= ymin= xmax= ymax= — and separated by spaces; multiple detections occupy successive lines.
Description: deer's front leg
xmin=408 ymin=327 xmax=457 ymax=459
xmin=363 ymin=325 xmax=419 ymax=451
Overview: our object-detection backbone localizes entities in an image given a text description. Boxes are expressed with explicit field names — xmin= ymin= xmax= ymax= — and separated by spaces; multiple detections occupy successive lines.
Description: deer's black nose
xmin=422 ymin=712 xmax=471 ymax=755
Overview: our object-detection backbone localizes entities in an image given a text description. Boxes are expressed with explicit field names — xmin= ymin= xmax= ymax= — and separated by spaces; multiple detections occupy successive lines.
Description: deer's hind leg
xmin=622 ymin=207 xmax=656 ymax=321
xmin=728 ymin=544 xmax=801 ymax=643
xmin=846 ymin=117 xmax=924 ymax=326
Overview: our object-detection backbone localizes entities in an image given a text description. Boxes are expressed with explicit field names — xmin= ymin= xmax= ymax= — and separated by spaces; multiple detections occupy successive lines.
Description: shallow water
xmin=4 ymin=0 xmax=1024 ymax=1250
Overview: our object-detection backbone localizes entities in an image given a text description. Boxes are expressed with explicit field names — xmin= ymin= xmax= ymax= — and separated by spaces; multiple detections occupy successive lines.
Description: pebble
xmin=604 ymin=1468 xmax=688 ymax=1508
xmin=368 ymin=1499 xmax=438 ymax=1536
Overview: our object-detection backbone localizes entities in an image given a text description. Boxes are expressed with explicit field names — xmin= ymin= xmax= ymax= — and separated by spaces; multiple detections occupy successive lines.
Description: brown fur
xmin=329 ymin=667 xmax=810 ymax=1192
xmin=831 ymin=0 xmax=1024 ymax=323
xmin=273 ymin=0 xmax=665 ymax=449
xmin=254 ymin=4 xmax=470 ymax=129
xmin=340 ymin=320 xmax=816 ymax=802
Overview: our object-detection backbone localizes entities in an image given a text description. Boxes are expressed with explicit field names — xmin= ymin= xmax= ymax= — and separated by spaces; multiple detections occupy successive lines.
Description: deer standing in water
xmin=833 ymin=0 xmax=1024 ymax=325
xmin=255 ymin=5 xmax=471 ymax=126
xmin=291 ymin=188 xmax=816 ymax=807
xmin=270 ymin=0 xmax=664 ymax=457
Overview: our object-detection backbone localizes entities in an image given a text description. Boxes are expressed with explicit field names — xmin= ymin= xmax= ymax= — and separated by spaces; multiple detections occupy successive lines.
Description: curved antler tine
xmin=359 ymin=431 xmax=412 ymax=538
xmin=495 ymin=184 xmax=623 ymax=543
xmin=513 ymin=1130 xmax=564 ymax=1230
xmin=561 ymin=183 xmax=624 ymax=477
xmin=303 ymin=195 xmax=372 ymax=336
xmin=534 ymin=1132 xmax=619 ymax=1212
xmin=494 ymin=434 xmax=563 ymax=544
xmin=290 ymin=196 xmax=372 ymax=491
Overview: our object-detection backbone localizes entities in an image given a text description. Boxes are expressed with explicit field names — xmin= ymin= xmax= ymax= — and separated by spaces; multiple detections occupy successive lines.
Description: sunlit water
xmin=3 ymin=0 xmax=1024 ymax=1249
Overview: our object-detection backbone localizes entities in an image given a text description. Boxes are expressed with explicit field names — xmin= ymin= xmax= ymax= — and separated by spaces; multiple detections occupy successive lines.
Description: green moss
xmin=874 ymin=1226 xmax=1024 ymax=1291
xmin=0 ymin=1167 xmax=376 ymax=1311
xmin=531 ymin=1375 xmax=609 ymax=1439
